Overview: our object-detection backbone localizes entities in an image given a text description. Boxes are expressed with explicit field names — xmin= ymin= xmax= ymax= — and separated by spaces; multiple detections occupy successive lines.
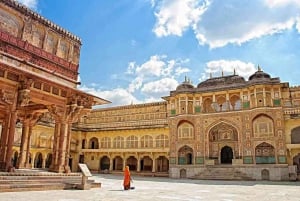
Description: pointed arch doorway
xmin=221 ymin=146 xmax=233 ymax=164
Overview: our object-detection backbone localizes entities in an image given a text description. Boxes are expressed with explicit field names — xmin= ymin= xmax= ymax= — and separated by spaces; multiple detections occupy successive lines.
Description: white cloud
xmin=141 ymin=77 xmax=178 ymax=95
xmin=265 ymin=0 xmax=300 ymax=8
xmin=17 ymin=0 xmax=38 ymax=10
xmin=152 ymin=0 xmax=300 ymax=48
xmin=153 ymin=0 xmax=210 ymax=37
xmin=80 ymin=55 xmax=190 ymax=107
xmin=201 ymin=60 xmax=257 ymax=81
xmin=79 ymin=85 xmax=140 ymax=107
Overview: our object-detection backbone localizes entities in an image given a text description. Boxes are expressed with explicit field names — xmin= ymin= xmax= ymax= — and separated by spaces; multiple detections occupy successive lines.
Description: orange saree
xmin=123 ymin=166 xmax=131 ymax=190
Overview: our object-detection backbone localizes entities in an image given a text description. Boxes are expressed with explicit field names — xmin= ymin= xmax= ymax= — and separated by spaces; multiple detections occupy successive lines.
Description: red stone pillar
xmin=0 ymin=117 xmax=9 ymax=170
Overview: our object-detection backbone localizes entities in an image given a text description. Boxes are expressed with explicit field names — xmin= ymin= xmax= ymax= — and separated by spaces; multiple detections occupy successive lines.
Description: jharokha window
xmin=178 ymin=122 xmax=194 ymax=139
xmin=253 ymin=115 xmax=274 ymax=138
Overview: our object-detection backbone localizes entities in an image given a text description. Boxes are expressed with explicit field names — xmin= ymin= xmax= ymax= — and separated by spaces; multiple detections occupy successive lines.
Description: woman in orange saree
xmin=123 ymin=166 xmax=131 ymax=190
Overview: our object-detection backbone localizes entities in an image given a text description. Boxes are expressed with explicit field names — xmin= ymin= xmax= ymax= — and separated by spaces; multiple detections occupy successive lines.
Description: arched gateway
xmin=209 ymin=122 xmax=238 ymax=164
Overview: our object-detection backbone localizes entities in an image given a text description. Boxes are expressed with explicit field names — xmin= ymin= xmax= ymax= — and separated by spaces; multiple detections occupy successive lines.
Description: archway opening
xmin=221 ymin=146 xmax=233 ymax=164
xmin=34 ymin=152 xmax=43 ymax=168
xmin=113 ymin=156 xmax=123 ymax=171
xmin=100 ymin=156 xmax=110 ymax=171
xmin=126 ymin=156 xmax=137 ymax=171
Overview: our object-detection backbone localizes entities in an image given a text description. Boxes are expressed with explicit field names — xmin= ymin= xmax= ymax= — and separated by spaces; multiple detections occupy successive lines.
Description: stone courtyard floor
xmin=0 ymin=174 xmax=300 ymax=201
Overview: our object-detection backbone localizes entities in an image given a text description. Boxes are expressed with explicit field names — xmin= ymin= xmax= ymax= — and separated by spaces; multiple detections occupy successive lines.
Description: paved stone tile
xmin=0 ymin=174 xmax=299 ymax=201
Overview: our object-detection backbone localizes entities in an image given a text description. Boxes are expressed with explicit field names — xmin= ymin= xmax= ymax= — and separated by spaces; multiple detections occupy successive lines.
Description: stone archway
xmin=34 ymin=152 xmax=43 ymax=168
xmin=208 ymin=122 xmax=238 ymax=161
xmin=113 ymin=156 xmax=123 ymax=171
xmin=45 ymin=153 xmax=52 ymax=168
xmin=100 ymin=156 xmax=110 ymax=171
xmin=126 ymin=156 xmax=137 ymax=171
xmin=261 ymin=169 xmax=270 ymax=180
xmin=221 ymin=146 xmax=233 ymax=164
xmin=156 ymin=156 xmax=169 ymax=172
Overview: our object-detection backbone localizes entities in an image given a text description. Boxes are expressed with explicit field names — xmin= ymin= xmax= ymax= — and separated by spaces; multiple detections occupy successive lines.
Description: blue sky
xmin=18 ymin=0 xmax=300 ymax=107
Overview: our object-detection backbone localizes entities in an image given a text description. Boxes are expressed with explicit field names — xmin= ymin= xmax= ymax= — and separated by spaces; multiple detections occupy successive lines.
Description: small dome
xmin=249 ymin=66 xmax=271 ymax=81
xmin=176 ymin=77 xmax=194 ymax=91
xmin=197 ymin=75 xmax=246 ymax=89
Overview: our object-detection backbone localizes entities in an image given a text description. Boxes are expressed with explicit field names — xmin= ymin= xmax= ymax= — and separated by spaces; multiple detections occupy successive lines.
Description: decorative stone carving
xmin=0 ymin=9 xmax=20 ymax=37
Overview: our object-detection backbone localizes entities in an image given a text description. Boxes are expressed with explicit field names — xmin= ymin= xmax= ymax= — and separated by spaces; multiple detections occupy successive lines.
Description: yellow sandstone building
xmin=1 ymin=0 xmax=300 ymax=181
xmin=11 ymin=67 xmax=300 ymax=181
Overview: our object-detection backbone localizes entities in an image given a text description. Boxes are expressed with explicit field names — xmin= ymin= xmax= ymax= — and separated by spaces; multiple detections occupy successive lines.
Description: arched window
xmin=113 ymin=136 xmax=124 ymax=148
xmin=230 ymin=95 xmax=241 ymax=110
xmin=253 ymin=115 xmax=274 ymax=138
xmin=178 ymin=145 xmax=193 ymax=165
xmin=100 ymin=137 xmax=111 ymax=148
xmin=141 ymin=135 xmax=153 ymax=148
xmin=126 ymin=135 xmax=138 ymax=148
xmin=255 ymin=142 xmax=275 ymax=164
xmin=178 ymin=122 xmax=194 ymax=139
xmin=89 ymin=137 xmax=99 ymax=149
xmin=291 ymin=127 xmax=300 ymax=144
xmin=156 ymin=135 xmax=169 ymax=148
xmin=203 ymin=98 xmax=213 ymax=113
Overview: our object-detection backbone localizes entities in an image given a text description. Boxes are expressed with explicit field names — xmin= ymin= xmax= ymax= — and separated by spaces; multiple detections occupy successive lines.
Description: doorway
xmin=221 ymin=146 xmax=233 ymax=164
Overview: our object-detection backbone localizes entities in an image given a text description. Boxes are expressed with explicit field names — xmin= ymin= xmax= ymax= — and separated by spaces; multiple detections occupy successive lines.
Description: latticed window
xmin=178 ymin=122 xmax=194 ymax=139
xmin=253 ymin=115 xmax=274 ymax=138
xmin=156 ymin=134 xmax=169 ymax=148
xmin=89 ymin=137 xmax=99 ymax=149
xmin=141 ymin=135 xmax=153 ymax=148
xmin=126 ymin=135 xmax=138 ymax=148
xmin=100 ymin=137 xmax=111 ymax=148
xmin=113 ymin=136 xmax=124 ymax=148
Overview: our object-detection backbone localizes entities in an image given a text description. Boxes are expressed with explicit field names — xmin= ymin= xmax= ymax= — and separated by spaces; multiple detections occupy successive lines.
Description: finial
xmin=222 ymin=70 xmax=224 ymax=77
xmin=184 ymin=75 xmax=187 ymax=82
xmin=258 ymin=65 xmax=261 ymax=71
xmin=210 ymin=72 xmax=212 ymax=78
xmin=233 ymin=68 xmax=236 ymax=75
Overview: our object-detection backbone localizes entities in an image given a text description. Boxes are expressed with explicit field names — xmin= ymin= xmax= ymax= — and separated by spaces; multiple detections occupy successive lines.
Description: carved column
xmin=48 ymin=101 xmax=89 ymax=173
xmin=0 ymin=89 xmax=17 ymax=171
xmin=16 ymin=119 xmax=29 ymax=169
xmin=17 ymin=111 xmax=43 ymax=169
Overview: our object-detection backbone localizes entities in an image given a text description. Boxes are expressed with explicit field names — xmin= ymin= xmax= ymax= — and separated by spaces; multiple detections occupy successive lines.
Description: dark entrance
xmin=221 ymin=146 xmax=233 ymax=164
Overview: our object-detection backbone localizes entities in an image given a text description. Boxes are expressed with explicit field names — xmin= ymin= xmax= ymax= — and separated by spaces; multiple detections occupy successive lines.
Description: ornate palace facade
xmin=2 ymin=0 xmax=300 ymax=181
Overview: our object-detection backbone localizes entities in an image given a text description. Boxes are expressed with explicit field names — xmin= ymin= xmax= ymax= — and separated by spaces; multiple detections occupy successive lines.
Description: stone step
xmin=190 ymin=167 xmax=255 ymax=181
xmin=0 ymin=174 xmax=101 ymax=192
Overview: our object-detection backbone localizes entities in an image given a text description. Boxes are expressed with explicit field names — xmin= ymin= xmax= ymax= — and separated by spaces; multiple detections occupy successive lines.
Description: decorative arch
xmin=89 ymin=137 xmax=99 ymax=149
xmin=0 ymin=9 xmax=21 ymax=37
xmin=178 ymin=145 xmax=193 ymax=165
xmin=126 ymin=135 xmax=138 ymax=148
xmin=177 ymin=121 xmax=194 ymax=139
xmin=255 ymin=142 xmax=275 ymax=164
xmin=141 ymin=135 xmax=153 ymax=148
xmin=113 ymin=136 xmax=124 ymax=148
xmin=208 ymin=122 xmax=238 ymax=142
xmin=203 ymin=98 xmax=213 ymax=113
xmin=291 ymin=126 xmax=300 ymax=144
xmin=229 ymin=94 xmax=241 ymax=110
xmin=215 ymin=95 xmax=227 ymax=111
xmin=252 ymin=114 xmax=274 ymax=138
xmin=156 ymin=134 xmax=169 ymax=148
xmin=100 ymin=137 xmax=111 ymax=148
